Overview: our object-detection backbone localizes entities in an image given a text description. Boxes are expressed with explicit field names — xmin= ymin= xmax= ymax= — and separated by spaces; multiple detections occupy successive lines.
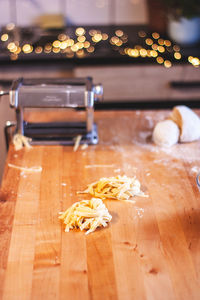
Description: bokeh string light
xmin=0 ymin=26 xmax=199 ymax=67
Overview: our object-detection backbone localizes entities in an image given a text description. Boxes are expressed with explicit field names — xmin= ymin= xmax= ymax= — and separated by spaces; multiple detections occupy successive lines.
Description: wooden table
xmin=1 ymin=110 xmax=200 ymax=300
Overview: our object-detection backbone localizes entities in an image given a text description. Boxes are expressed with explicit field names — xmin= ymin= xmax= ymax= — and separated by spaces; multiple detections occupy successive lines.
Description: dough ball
xmin=170 ymin=105 xmax=200 ymax=142
xmin=153 ymin=120 xmax=180 ymax=147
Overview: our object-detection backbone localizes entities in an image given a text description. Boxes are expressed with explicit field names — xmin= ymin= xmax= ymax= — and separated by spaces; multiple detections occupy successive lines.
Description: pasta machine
xmin=6 ymin=77 xmax=103 ymax=145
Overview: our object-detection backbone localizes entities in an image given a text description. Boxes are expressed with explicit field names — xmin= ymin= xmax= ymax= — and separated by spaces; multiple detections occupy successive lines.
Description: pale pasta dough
xmin=78 ymin=175 xmax=147 ymax=201
xmin=13 ymin=134 xmax=32 ymax=151
xmin=59 ymin=197 xmax=112 ymax=234
xmin=152 ymin=119 xmax=180 ymax=147
xmin=170 ymin=105 xmax=200 ymax=142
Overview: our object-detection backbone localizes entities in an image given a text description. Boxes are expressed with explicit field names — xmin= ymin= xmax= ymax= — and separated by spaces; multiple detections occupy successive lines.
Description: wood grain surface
xmin=1 ymin=110 xmax=200 ymax=300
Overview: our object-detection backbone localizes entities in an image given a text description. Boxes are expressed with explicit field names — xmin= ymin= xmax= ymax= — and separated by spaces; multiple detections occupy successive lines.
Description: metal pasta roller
xmin=7 ymin=77 xmax=103 ymax=145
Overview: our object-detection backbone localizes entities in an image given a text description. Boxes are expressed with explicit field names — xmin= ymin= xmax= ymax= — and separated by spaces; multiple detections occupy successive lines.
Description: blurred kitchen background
xmin=0 ymin=0 xmax=147 ymax=26
xmin=0 ymin=0 xmax=200 ymax=182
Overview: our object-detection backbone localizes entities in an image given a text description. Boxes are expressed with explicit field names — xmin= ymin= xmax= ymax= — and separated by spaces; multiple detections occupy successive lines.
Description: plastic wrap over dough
xmin=153 ymin=119 xmax=180 ymax=147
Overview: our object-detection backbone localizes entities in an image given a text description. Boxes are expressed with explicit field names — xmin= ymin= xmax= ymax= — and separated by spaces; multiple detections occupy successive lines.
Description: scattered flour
xmin=20 ymin=171 xmax=27 ymax=178
xmin=134 ymin=207 xmax=144 ymax=219
xmin=114 ymin=168 xmax=121 ymax=173
xmin=191 ymin=166 xmax=200 ymax=174
xmin=144 ymin=115 xmax=154 ymax=129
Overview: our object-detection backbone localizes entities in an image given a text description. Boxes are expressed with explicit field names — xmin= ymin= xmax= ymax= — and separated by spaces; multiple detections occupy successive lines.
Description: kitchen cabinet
xmin=75 ymin=64 xmax=200 ymax=102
